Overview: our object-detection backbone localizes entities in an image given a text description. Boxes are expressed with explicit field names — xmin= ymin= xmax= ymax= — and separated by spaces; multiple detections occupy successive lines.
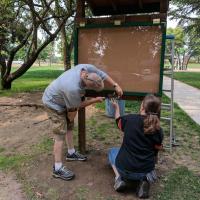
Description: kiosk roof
xmin=86 ymin=0 xmax=169 ymax=16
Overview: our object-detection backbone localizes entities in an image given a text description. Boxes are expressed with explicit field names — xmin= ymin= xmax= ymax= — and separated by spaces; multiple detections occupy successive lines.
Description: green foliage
xmin=170 ymin=0 xmax=200 ymax=35
xmin=167 ymin=27 xmax=184 ymax=49
xmin=155 ymin=167 xmax=200 ymax=200
xmin=166 ymin=27 xmax=200 ymax=69
xmin=0 ymin=0 xmax=76 ymax=89
xmin=170 ymin=1 xmax=200 ymax=63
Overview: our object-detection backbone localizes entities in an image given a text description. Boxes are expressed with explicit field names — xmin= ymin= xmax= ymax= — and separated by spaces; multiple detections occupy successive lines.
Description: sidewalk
xmin=163 ymin=76 xmax=200 ymax=125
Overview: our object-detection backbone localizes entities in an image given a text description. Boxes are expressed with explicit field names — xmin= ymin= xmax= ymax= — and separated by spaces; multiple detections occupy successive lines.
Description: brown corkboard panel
xmin=78 ymin=26 xmax=163 ymax=94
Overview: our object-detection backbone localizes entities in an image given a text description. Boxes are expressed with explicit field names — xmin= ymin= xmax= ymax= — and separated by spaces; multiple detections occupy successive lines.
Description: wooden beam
xmin=110 ymin=0 xmax=118 ymax=12
xmin=160 ymin=0 xmax=169 ymax=13
xmin=76 ymin=0 xmax=85 ymax=19
xmin=138 ymin=0 xmax=143 ymax=10
xmin=78 ymin=108 xmax=86 ymax=153
xmin=79 ymin=13 xmax=167 ymax=24
xmin=76 ymin=0 xmax=86 ymax=154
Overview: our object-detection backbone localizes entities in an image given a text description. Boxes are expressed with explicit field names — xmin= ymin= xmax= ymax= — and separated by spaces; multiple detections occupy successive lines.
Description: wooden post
xmin=78 ymin=108 xmax=86 ymax=153
xmin=77 ymin=0 xmax=86 ymax=154
xmin=76 ymin=0 xmax=85 ymax=19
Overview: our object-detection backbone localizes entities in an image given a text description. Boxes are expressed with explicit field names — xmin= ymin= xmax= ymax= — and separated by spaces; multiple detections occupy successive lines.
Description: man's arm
xmin=85 ymin=64 xmax=123 ymax=97
xmin=79 ymin=97 xmax=105 ymax=108
xmin=104 ymin=76 xmax=123 ymax=97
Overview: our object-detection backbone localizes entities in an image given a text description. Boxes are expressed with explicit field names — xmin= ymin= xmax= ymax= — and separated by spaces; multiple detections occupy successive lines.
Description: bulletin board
xmin=74 ymin=23 xmax=166 ymax=97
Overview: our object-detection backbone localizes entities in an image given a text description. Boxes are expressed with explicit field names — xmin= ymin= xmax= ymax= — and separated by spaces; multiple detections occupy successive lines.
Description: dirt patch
xmin=0 ymin=92 xmax=176 ymax=200
xmin=0 ymin=171 xmax=26 ymax=200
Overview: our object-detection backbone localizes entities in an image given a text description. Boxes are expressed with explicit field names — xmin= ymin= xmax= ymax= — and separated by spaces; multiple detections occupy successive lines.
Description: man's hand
xmin=94 ymin=97 xmax=105 ymax=103
xmin=114 ymin=84 xmax=123 ymax=97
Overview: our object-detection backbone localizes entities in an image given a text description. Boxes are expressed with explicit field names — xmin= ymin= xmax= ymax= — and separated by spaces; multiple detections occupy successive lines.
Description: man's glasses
xmin=85 ymin=77 xmax=102 ymax=87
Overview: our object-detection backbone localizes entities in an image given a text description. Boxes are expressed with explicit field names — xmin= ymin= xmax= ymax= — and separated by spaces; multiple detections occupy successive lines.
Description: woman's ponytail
xmin=142 ymin=95 xmax=161 ymax=134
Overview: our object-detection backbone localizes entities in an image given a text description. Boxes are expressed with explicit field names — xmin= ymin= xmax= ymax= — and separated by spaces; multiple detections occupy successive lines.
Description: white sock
xmin=68 ymin=148 xmax=75 ymax=155
xmin=115 ymin=176 xmax=120 ymax=181
xmin=54 ymin=162 xmax=62 ymax=171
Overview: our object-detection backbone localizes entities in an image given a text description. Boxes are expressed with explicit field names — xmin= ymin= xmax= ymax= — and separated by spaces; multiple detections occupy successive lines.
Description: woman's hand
xmin=110 ymin=98 xmax=120 ymax=119
xmin=110 ymin=98 xmax=119 ymax=110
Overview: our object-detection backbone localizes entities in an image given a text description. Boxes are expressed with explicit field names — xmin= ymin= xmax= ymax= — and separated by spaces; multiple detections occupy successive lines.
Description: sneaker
xmin=136 ymin=180 xmax=150 ymax=198
xmin=66 ymin=151 xmax=87 ymax=161
xmin=114 ymin=176 xmax=126 ymax=192
xmin=52 ymin=166 xmax=75 ymax=181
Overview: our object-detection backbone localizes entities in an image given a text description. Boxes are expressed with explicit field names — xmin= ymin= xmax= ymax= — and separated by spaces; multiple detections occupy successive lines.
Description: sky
xmin=167 ymin=17 xmax=178 ymax=28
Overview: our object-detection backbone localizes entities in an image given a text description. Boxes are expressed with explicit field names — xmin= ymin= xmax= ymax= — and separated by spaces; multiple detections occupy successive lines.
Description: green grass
xmin=0 ymin=146 xmax=5 ymax=153
xmin=173 ymin=72 xmax=200 ymax=89
xmin=0 ymin=154 xmax=29 ymax=170
xmin=0 ymin=65 xmax=63 ymax=96
xmin=187 ymin=63 xmax=200 ymax=68
xmin=0 ymin=137 xmax=53 ymax=171
xmin=155 ymin=167 xmax=200 ymax=200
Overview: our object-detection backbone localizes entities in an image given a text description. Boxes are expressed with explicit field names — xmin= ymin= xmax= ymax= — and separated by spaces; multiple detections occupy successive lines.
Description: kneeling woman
xmin=108 ymin=94 xmax=163 ymax=198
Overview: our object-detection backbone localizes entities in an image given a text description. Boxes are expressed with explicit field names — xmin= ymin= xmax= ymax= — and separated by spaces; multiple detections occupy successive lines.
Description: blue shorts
xmin=108 ymin=147 xmax=156 ymax=182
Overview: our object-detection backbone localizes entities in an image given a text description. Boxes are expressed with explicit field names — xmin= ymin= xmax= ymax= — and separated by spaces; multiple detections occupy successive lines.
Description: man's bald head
xmin=85 ymin=73 xmax=104 ymax=91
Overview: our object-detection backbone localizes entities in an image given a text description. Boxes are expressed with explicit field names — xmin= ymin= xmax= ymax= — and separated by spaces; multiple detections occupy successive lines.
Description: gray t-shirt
xmin=42 ymin=64 xmax=107 ymax=112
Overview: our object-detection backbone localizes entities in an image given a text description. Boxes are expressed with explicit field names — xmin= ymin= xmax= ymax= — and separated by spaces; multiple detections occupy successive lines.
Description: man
xmin=42 ymin=64 xmax=123 ymax=181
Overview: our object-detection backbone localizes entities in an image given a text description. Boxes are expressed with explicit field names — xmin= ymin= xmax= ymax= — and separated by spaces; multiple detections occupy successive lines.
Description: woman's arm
xmin=109 ymin=98 xmax=120 ymax=119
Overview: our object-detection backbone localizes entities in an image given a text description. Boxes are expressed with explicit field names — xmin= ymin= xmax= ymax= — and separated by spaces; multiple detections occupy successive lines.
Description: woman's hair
xmin=142 ymin=94 xmax=161 ymax=134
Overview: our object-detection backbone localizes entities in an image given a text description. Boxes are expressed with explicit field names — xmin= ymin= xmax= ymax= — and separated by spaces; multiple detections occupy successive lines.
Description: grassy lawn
xmin=187 ymin=63 xmax=200 ymax=68
xmin=0 ymin=65 xmax=64 ymax=96
xmin=155 ymin=167 xmax=200 ymax=200
xmin=173 ymin=72 xmax=200 ymax=90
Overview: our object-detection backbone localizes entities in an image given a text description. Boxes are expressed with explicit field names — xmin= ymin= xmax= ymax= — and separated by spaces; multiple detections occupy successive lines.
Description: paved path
xmin=163 ymin=76 xmax=200 ymax=125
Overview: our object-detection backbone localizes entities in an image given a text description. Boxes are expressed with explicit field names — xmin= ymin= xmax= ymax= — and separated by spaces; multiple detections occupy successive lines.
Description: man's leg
xmin=65 ymin=129 xmax=74 ymax=150
xmin=65 ymin=110 xmax=87 ymax=161
xmin=52 ymin=135 xmax=75 ymax=181
xmin=54 ymin=139 xmax=63 ymax=163
xmin=46 ymin=107 xmax=75 ymax=181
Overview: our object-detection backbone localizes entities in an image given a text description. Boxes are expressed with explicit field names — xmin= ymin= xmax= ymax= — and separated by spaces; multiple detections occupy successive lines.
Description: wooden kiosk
xmin=75 ymin=0 xmax=169 ymax=152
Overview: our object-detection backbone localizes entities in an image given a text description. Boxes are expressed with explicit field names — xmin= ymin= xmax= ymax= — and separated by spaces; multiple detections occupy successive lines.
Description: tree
xmin=167 ymin=26 xmax=200 ymax=70
xmin=37 ymin=42 xmax=55 ymax=66
xmin=60 ymin=19 xmax=74 ymax=70
xmin=167 ymin=27 xmax=185 ymax=69
xmin=184 ymin=30 xmax=200 ymax=69
xmin=170 ymin=0 xmax=200 ymax=37
xmin=0 ymin=0 xmax=75 ymax=89
xmin=57 ymin=5 xmax=92 ymax=70
xmin=56 ymin=20 xmax=74 ymax=70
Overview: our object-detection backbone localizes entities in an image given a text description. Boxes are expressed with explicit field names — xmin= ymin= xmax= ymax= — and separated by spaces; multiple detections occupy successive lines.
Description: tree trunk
xmin=185 ymin=55 xmax=192 ymax=70
xmin=66 ymin=44 xmax=71 ymax=70
xmin=61 ymin=26 xmax=68 ymax=71
xmin=1 ymin=78 xmax=12 ymax=89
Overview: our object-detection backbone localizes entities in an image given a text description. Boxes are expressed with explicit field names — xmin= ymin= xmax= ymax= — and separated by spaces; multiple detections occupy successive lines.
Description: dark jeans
xmin=108 ymin=147 xmax=147 ymax=181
